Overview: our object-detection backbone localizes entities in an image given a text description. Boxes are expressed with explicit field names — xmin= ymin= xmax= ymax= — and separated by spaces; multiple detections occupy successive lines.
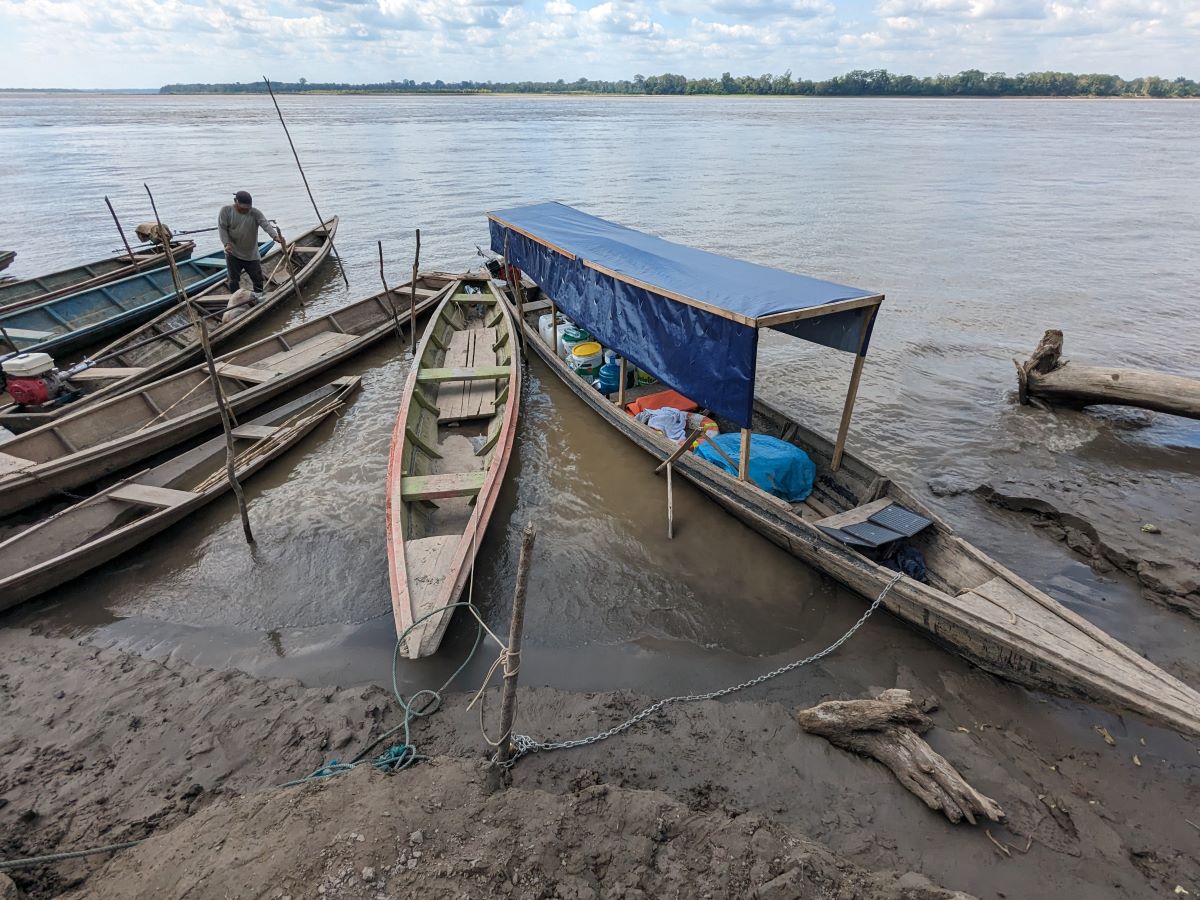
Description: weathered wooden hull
xmin=0 ymin=242 xmax=196 ymax=312
xmin=506 ymin=287 xmax=1200 ymax=739
xmin=0 ymin=377 xmax=359 ymax=609
xmin=0 ymin=219 xmax=338 ymax=433
xmin=387 ymin=277 xmax=520 ymax=658
xmin=0 ymin=275 xmax=456 ymax=517
xmin=0 ymin=244 xmax=251 ymax=360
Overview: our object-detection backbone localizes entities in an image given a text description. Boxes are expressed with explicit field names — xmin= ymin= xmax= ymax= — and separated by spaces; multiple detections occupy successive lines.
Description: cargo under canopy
xmin=488 ymin=201 xmax=884 ymax=468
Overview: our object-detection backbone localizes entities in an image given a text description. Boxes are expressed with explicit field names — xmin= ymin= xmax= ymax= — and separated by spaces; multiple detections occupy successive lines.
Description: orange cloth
xmin=625 ymin=389 xmax=698 ymax=416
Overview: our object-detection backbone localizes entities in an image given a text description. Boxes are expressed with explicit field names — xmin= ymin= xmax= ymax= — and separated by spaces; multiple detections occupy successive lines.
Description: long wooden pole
xmin=502 ymin=232 xmax=528 ymax=360
xmin=738 ymin=427 xmax=751 ymax=481
xmin=409 ymin=229 xmax=420 ymax=355
xmin=145 ymin=183 xmax=254 ymax=544
xmin=667 ymin=464 xmax=674 ymax=539
xmin=104 ymin=196 xmax=139 ymax=266
xmin=377 ymin=240 xmax=406 ymax=348
xmin=262 ymin=76 xmax=349 ymax=288
xmin=280 ymin=239 xmax=306 ymax=320
xmin=496 ymin=522 xmax=536 ymax=766
xmin=831 ymin=307 xmax=878 ymax=472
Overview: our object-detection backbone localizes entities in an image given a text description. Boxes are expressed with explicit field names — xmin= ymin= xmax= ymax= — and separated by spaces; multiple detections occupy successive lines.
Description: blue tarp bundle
xmin=488 ymin=202 xmax=881 ymax=427
xmin=695 ymin=433 xmax=815 ymax=501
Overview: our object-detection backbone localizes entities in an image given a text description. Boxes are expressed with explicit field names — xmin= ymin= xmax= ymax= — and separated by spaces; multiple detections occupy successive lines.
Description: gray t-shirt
xmin=218 ymin=205 xmax=281 ymax=261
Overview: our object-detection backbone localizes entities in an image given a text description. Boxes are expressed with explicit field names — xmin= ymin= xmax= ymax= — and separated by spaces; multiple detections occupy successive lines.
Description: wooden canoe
xmin=0 ymin=273 xmax=457 ymax=517
xmin=0 ymin=376 xmax=360 ymax=610
xmin=0 ymin=251 xmax=15 ymax=275
xmin=0 ymin=242 xmax=196 ymax=312
xmin=501 ymin=282 xmax=1200 ymax=739
xmin=0 ymin=242 xmax=262 ymax=361
xmin=0 ymin=218 xmax=338 ymax=433
xmin=386 ymin=276 xmax=520 ymax=658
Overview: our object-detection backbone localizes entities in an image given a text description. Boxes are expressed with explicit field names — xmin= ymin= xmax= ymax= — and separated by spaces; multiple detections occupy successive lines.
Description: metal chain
xmin=498 ymin=571 xmax=905 ymax=768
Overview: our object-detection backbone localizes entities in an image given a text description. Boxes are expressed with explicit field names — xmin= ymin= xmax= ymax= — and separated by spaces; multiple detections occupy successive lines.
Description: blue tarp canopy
xmin=488 ymin=202 xmax=883 ymax=428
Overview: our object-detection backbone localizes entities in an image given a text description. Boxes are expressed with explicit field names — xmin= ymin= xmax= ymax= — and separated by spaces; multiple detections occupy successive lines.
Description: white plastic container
xmin=558 ymin=325 xmax=591 ymax=361
xmin=2 ymin=352 xmax=55 ymax=377
xmin=538 ymin=313 xmax=569 ymax=349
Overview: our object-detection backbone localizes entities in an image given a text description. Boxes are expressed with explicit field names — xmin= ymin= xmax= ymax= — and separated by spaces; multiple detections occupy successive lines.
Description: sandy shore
xmin=1 ymin=626 xmax=1198 ymax=898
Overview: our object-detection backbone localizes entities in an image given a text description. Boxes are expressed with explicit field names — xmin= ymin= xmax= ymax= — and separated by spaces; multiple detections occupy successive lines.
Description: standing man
xmin=218 ymin=190 xmax=285 ymax=299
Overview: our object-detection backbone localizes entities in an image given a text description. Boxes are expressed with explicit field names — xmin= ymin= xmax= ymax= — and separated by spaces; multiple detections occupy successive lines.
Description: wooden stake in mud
xmin=409 ymin=229 xmax=420 ymax=355
xmin=667 ymin=463 xmax=674 ymax=539
xmin=262 ymin=76 xmax=349 ymax=288
xmin=104 ymin=196 xmax=139 ymax=266
xmin=377 ymin=240 xmax=406 ymax=348
xmin=496 ymin=522 xmax=536 ymax=767
xmin=144 ymin=183 xmax=254 ymax=544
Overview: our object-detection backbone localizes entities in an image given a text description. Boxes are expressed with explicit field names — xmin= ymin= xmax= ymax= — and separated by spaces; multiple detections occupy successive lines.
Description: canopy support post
xmin=550 ymin=300 xmax=558 ymax=357
xmin=831 ymin=306 xmax=878 ymax=472
xmin=738 ymin=427 xmax=750 ymax=481
xmin=618 ymin=357 xmax=627 ymax=407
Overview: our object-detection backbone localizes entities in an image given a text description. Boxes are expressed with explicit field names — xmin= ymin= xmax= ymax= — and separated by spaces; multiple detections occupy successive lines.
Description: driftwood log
xmin=1015 ymin=329 xmax=1200 ymax=420
xmin=795 ymin=689 xmax=1004 ymax=825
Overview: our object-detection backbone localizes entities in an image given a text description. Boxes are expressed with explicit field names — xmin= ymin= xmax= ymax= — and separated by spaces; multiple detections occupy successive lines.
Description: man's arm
xmin=254 ymin=209 xmax=284 ymax=244
xmin=217 ymin=207 xmax=233 ymax=252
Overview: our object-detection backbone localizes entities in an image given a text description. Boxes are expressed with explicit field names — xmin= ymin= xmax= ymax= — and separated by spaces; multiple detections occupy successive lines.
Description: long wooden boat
xmin=486 ymin=200 xmax=1200 ymax=739
xmin=503 ymin=283 xmax=1200 ymax=738
xmin=0 ymin=273 xmax=457 ymax=517
xmin=0 ymin=251 xmax=15 ymax=275
xmin=0 ymin=376 xmax=359 ymax=609
xmin=0 ymin=242 xmax=196 ymax=312
xmin=386 ymin=277 xmax=520 ymax=658
xmin=0 ymin=242 xmax=266 ymax=361
xmin=0 ymin=218 xmax=338 ymax=433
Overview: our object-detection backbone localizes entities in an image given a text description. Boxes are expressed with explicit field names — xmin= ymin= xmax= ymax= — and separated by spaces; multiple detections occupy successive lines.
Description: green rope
xmin=0 ymin=839 xmax=146 ymax=871
xmin=282 ymin=600 xmax=491 ymax=787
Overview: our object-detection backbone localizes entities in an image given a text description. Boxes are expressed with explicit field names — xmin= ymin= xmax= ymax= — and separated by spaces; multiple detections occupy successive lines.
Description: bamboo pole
xmin=409 ymin=229 xmax=420 ymax=355
xmin=104 ymin=196 xmax=139 ymax=266
xmin=145 ymin=183 xmax=254 ymax=544
xmin=831 ymin=308 xmax=878 ymax=472
xmin=262 ymin=76 xmax=348 ymax=288
xmin=280 ymin=239 xmax=306 ymax=320
xmin=377 ymin=240 xmax=407 ymax=349
xmin=667 ymin=464 xmax=674 ymax=539
xmin=495 ymin=522 xmax=536 ymax=767
xmin=738 ymin=427 xmax=751 ymax=481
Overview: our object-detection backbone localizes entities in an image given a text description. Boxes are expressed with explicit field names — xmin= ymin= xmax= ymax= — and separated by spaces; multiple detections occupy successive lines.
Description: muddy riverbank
xmin=2 ymin=626 xmax=1197 ymax=899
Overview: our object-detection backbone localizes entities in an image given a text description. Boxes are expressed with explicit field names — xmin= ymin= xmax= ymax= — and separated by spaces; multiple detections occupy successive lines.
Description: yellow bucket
xmin=569 ymin=341 xmax=604 ymax=377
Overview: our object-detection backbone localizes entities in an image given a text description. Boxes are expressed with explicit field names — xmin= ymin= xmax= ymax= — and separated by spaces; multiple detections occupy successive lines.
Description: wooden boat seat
xmin=192 ymin=258 xmax=227 ymax=269
xmin=216 ymin=363 xmax=281 ymax=384
xmin=439 ymin=328 xmax=498 ymax=423
xmin=0 ymin=451 xmax=33 ymax=476
xmin=290 ymin=245 xmax=321 ymax=254
xmin=258 ymin=331 xmax=358 ymax=371
xmin=401 ymin=471 xmax=486 ymax=502
xmin=230 ymin=424 xmax=280 ymax=440
xmin=417 ymin=366 xmax=510 ymax=384
xmin=69 ymin=366 xmax=147 ymax=382
xmin=109 ymin=483 xmax=197 ymax=507
xmin=4 ymin=327 xmax=54 ymax=340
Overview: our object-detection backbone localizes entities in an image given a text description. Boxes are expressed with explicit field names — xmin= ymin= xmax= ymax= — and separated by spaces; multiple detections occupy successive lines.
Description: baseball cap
xmin=234 ymin=190 xmax=253 ymax=205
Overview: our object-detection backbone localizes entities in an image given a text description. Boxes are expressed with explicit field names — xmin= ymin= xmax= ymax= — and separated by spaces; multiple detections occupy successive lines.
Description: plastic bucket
xmin=569 ymin=341 xmax=604 ymax=378
xmin=538 ymin=313 xmax=568 ymax=349
xmin=558 ymin=325 xmax=591 ymax=360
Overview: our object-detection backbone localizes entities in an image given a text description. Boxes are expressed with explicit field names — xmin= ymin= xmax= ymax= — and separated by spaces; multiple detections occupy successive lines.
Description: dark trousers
xmin=225 ymin=253 xmax=264 ymax=293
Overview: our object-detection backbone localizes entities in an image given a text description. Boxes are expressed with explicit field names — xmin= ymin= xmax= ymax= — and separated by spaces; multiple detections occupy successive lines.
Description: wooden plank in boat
xmin=439 ymin=328 xmax=497 ymax=422
xmin=519 ymin=299 xmax=553 ymax=315
xmin=216 ymin=363 xmax=281 ymax=384
xmin=231 ymin=424 xmax=280 ymax=440
xmin=257 ymin=331 xmax=358 ymax=371
xmin=69 ymin=366 xmax=148 ymax=382
xmin=401 ymin=471 xmax=486 ymax=501
xmin=813 ymin=498 xmax=894 ymax=530
xmin=109 ymin=482 xmax=198 ymax=507
xmin=0 ymin=451 xmax=33 ymax=476
xmin=4 ymin=327 xmax=54 ymax=340
xmin=290 ymin=246 xmax=321 ymax=254
xmin=404 ymin=534 xmax=458 ymax=647
xmin=417 ymin=365 xmax=509 ymax=384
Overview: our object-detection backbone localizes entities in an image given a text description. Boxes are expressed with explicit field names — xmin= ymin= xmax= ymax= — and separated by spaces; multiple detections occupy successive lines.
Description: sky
xmin=0 ymin=0 xmax=1197 ymax=89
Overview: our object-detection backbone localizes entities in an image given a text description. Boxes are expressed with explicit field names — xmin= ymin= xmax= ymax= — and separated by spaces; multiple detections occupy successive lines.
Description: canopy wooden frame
xmin=490 ymin=214 xmax=884 ymax=477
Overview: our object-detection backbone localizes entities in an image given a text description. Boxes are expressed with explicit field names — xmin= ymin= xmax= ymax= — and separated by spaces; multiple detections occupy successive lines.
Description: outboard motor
xmin=2 ymin=352 xmax=72 ymax=408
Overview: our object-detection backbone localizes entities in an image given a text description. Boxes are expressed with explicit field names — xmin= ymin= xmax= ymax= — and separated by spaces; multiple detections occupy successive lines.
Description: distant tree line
xmin=162 ymin=70 xmax=1200 ymax=98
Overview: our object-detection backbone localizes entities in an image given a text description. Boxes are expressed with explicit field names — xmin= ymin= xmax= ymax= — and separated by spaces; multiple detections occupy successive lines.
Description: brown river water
xmin=1 ymin=96 xmax=1198 ymax=889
